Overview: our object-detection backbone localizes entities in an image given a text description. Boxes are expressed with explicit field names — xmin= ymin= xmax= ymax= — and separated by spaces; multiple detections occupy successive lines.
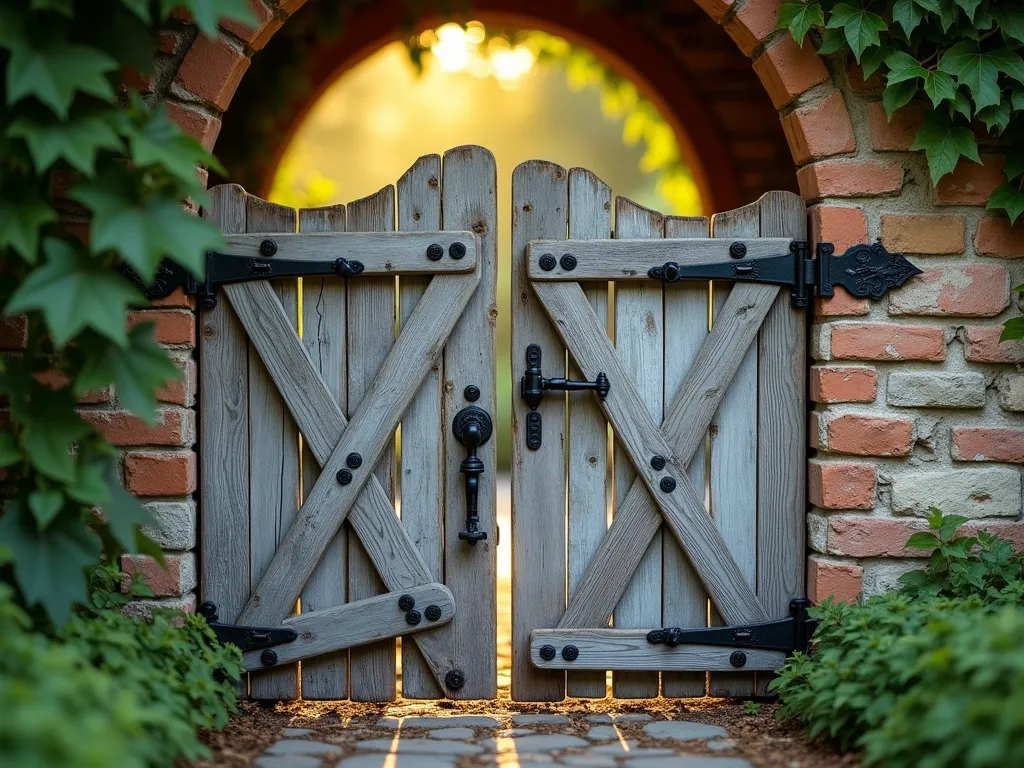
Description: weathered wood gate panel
xmin=200 ymin=147 xmax=497 ymax=701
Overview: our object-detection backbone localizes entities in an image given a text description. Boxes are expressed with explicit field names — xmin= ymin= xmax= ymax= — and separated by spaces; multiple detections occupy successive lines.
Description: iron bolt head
xmin=729 ymin=241 xmax=747 ymax=259
xmin=201 ymin=296 xmax=217 ymax=309
xmin=426 ymin=244 xmax=444 ymax=261
xmin=405 ymin=609 xmax=422 ymax=626
xmin=259 ymin=239 xmax=278 ymax=257
xmin=398 ymin=594 xmax=415 ymax=611
xmin=560 ymin=253 xmax=577 ymax=271
xmin=260 ymin=649 xmax=278 ymax=667
xmin=336 ymin=469 xmax=353 ymax=485
xmin=449 ymin=241 xmax=467 ymax=260
xmin=424 ymin=604 xmax=442 ymax=621
xmin=561 ymin=645 xmax=579 ymax=661
xmin=464 ymin=385 xmax=481 ymax=402
xmin=539 ymin=644 xmax=557 ymax=661
xmin=346 ymin=452 xmax=363 ymax=469
xmin=730 ymin=650 xmax=747 ymax=668
xmin=650 ymin=455 xmax=666 ymax=471
xmin=660 ymin=476 xmax=676 ymax=493
xmin=445 ymin=670 xmax=465 ymax=690
xmin=539 ymin=253 xmax=557 ymax=271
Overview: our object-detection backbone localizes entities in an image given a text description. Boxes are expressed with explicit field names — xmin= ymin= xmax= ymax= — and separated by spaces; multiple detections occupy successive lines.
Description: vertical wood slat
xmin=708 ymin=203 xmax=760 ymax=698
xmin=612 ymin=198 xmax=664 ymax=699
xmin=246 ymin=196 xmax=300 ymax=700
xmin=566 ymin=168 xmax=611 ymax=699
xmin=661 ymin=215 xmax=711 ymax=699
xmin=200 ymin=185 xmax=250 ymax=697
xmin=511 ymin=161 xmax=568 ymax=702
xmin=397 ymin=154 xmax=445 ymax=699
xmin=346 ymin=186 xmax=398 ymax=702
xmin=442 ymin=146 xmax=499 ymax=699
xmin=298 ymin=203 xmax=349 ymax=699
xmin=755 ymin=191 xmax=807 ymax=696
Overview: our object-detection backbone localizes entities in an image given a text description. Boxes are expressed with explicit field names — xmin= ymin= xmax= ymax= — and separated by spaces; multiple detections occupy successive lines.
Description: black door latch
xmin=520 ymin=344 xmax=609 ymax=450
xmin=198 ymin=601 xmax=297 ymax=666
xmin=452 ymin=405 xmax=493 ymax=545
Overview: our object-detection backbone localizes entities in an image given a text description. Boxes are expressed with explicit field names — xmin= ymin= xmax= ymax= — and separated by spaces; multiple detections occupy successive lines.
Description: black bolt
xmin=539 ymin=253 xmax=557 ymax=271
xmin=346 ymin=452 xmax=363 ymax=469
xmin=729 ymin=241 xmax=747 ymax=259
xmin=445 ymin=670 xmax=465 ymax=690
xmin=260 ymin=649 xmax=278 ymax=667
xmin=424 ymin=604 xmax=442 ymax=621
xmin=730 ymin=650 xmax=747 ymax=668
xmin=464 ymin=385 xmax=481 ymax=402
xmin=650 ymin=455 xmax=666 ymax=471
xmin=660 ymin=476 xmax=677 ymax=493
xmin=427 ymin=244 xmax=444 ymax=261
xmin=201 ymin=296 xmax=217 ymax=310
xmin=539 ymin=645 xmax=557 ymax=661
xmin=398 ymin=594 xmax=415 ymax=611
xmin=561 ymin=645 xmax=579 ymax=661
xmin=259 ymin=239 xmax=278 ymax=257
xmin=336 ymin=469 xmax=352 ymax=485
xmin=449 ymin=241 xmax=467 ymax=260
xmin=405 ymin=610 xmax=422 ymax=626
xmin=560 ymin=253 xmax=577 ymax=271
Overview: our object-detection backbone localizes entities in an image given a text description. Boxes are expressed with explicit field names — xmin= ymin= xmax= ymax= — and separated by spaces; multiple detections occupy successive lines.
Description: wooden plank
xmin=707 ymin=201 xmax=760 ymax=699
xmin=298 ymin=203 xmax=349 ymax=699
xmin=529 ymin=630 xmax=785 ymax=672
xmin=396 ymin=154 xmax=445 ymax=699
xmin=755 ymin=191 xmax=807 ymax=696
xmin=527 ymin=238 xmax=792 ymax=279
xmin=611 ymin=197 xmax=664 ymax=699
xmin=661 ymin=215 xmax=710 ymax=699
xmin=511 ymin=160 xmax=568 ymax=702
xmin=441 ymin=146 xmax=499 ymax=700
xmin=242 ymin=583 xmax=454 ymax=670
xmin=566 ymin=168 xmax=611 ymax=699
xmin=531 ymin=281 xmax=768 ymax=626
xmin=245 ymin=196 xmax=300 ymax=700
xmin=221 ymin=231 xmax=477 ymax=272
xmin=346 ymin=186 xmax=398 ymax=702
xmin=200 ymin=184 xmax=250 ymax=698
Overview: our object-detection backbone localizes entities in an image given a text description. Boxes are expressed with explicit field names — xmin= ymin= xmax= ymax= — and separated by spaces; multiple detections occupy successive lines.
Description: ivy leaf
xmin=1002 ymin=316 xmax=1024 ymax=341
xmin=885 ymin=51 xmax=927 ymax=84
xmin=913 ymin=0 xmax=942 ymax=12
xmin=18 ymin=389 xmax=92 ymax=483
xmin=0 ymin=191 xmax=56 ymax=263
xmin=161 ymin=0 xmax=257 ymax=37
xmin=906 ymin=532 xmax=940 ymax=550
xmin=954 ymin=0 xmax=983 ymax=23
xmin=911 ymin=113 xmax=982 ymax=184
xmin=0 ymin=431 xmax=20 ymax=467
xmin=31 ymin=0 xmax=73 ymax=14
xmin=6 ymin=41 xmax=117 ymax=118
xmin=127 ymin=102 xmax=224 ymax=186
xmin=826 ymin=3 xmax=887 ymax=62
xmin=892 ymin=0 xmax=925 ymax=38
xmin=7 ymin=113 xmax=123 ymax=175
xmin=65 ymin=455 xmax=111 ymax=507
xmin=100 ymin=460 xmax=154 ymax=551
xmin=994 ymin=6 xmax=1024 ymax=44
xmin=0 ymin=501 xmax=100 ymax=626
xmin=940 ymin=44 xmax=1024 ymax=110
xmin=816 ymin=27 xmax=847 ymax=55
xmin=1013 ymin=86 xmax=1024 ymax=111
xmin=28 ymin=489 xmax=65 ymax=530
xmin=977 ymin=102 xmax=1011 ymax=134
xmin=988 ymin=183 xmax=1024 ymax=225
xmin=883 ymin=80 xmax=920 ymax=118
xmin=861 ymin=44 xmax=892 ymax=81
xmin=923 ymin=71 xmax=956 ymax=107
xmin=76 ymin=324 xmax=180 ymax=422
xmin=950 ymin=89 xmax=973 ymax=120
xmin=777 ymin=1 xmax=825 ymax=47
xmin=5 ymin=238 xmax=142 ymax=347
xmin=1005 ymin=148 xmax=1024 ymax=181
xmin=118 ymin=0 xmax=153 ymax=23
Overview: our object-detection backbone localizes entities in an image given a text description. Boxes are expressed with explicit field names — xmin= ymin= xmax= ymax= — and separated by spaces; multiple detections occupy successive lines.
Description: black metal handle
xmin=452 ymin=406 xmax=492 ymax=545
xmin=520 ymin=344 xmax=610 ymax=410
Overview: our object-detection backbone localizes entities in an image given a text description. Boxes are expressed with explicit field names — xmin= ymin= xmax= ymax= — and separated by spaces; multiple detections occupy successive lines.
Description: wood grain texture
xmin=566 ymin=168 xmax=611 ymax=699
xmin=245 ymin=196 xmax=299 ymax=700
xmin=200 ymin=185 xmax=250 ymax=697
xmin=346 ymin=187 xmax=398 ymax=702
xmin=661 ymin=215 xmax=710 ymax=699
xmin=511 ymin=161 xmax=568 ymax=702
xmin=242 ymin=583 xmax=454 ymax=670
xmin=396 ymin=155 xmax=445 ymax=699
xmin=441 ymin=146 xmax=499 ymax=699
xmin=529 ymin=630 xmax=785 ymax=672
xmin=298 ymin=203 xmax=349 ymax=699
xmin=708 ymin=202 xmax=760 ymax=699
xmin=755 ymin=191 xmax=807 ymax=696
xmin=611 ymin=197 xmax=664 ymax=699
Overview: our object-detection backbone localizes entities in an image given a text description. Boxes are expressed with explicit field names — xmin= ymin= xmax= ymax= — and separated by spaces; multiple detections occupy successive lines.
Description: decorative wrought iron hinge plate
xmin=648 ymin=241 xmax=921 ymax=308
xmin=198 ymin=601 xmax=297 ymax=667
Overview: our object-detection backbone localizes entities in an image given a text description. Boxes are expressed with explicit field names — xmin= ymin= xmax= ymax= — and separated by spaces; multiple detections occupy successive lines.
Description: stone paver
xmin=585 ymin=714 xmax=652 ymax=723
xmin=254 ymin=756 xmax=323 ymax=768
xmin=587 ymin=743 xmax=676 ymax=757
xmin=376 ymin=716 xmax=501 ymax=729
xmin=265 ymin=740 xmax=343 ymax=757
xmin=481 ymin=734 xmax=589 ymax=753
xmin=558 ymin=756 xmax=617 ymax=767
xmin=355 ymin=738 xmax=484 ymax=756
xmin=707 ymin=739 xmax=737 ymax=752
xmin=498 ymin=728 xmax=534 ymax=736
xmin=511 ymin=714 xmax=571 ymax=725
xmin=281 ymin=728 xmax=315 ymax=737
xmin=642 ymin=721 xmax=729 ymax=741
xmin=624 ymin=757 xmax=752 ymax=768
xmin=584 ymin=725 xmax=619 ymax=741
xmin=429 ymin=727 xmax=476 ymax=740
xmin=337 ymin=755 xmax=456 ymax=768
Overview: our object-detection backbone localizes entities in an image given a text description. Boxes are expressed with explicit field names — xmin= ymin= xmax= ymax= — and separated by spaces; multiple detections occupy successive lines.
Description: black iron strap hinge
xmin=199 ymin=601 xmax=297 ymax=667
xmin=646 ymin=598 xmax=818 ymax=668
xmin=649 ymin=241 xmax=921 ymax=308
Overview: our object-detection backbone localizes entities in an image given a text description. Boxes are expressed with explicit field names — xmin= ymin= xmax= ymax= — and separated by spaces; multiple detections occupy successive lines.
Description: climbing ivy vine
xmin=778 ymin=0 xmax=1024 ymax=223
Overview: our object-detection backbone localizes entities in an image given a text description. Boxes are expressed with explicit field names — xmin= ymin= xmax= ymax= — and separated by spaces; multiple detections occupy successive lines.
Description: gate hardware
xmin=337 ymin=469 xmax=353 ymax=485
xmin=539 ymin=253 xmax=557 ymax=271
xmin=346 ymin=452 xmax=363 ymax=469
xmin=445 ymin=670 xmax=466 ymax=690
xmin=427 ymin=244 xmax=444 ymax=261
xmin=560 ymin=253 xmax=577 ymax=271
xmin=539 ymin=644 xmax=557 ymax=661
xmin=198 ymin=601 xmax=298 ymax=654
xmin=452 ymin=405 xmax=493 ymax=545
xmin=261 ymin=650 xmax=279 ymax=667
xmin=648 ymin=241 xmax=921 ymax=309
xmin=398 ymin=594 xmax=415 ymax=611
xmin=424 ymin=604 xmax=442 ymax=621
xmin=450 ymin=242 xmax=467 ymax=259
xmin=464 ymin=385 xmax=481 ymax=402
xmin=406 ymin=610 xmax=422 ymax=626
xmin=646 ymin=598 xmax=817 ymax=655
xmin=561 ymin=645 xmax=579 ymax=661
xmin=660 ymin=477 xmax=676 ymax=493
xmin=521 ymin=344 xmax=610 ymax=449
xmin=651 ymin=455 xmax=666 ymax=470
xmin=729 ymin=651 xmax=746 ymax=668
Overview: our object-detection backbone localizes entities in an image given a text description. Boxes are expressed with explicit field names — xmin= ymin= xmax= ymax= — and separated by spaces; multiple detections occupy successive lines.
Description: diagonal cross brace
xmin=532 ymin=280 xmax=779 ymax=627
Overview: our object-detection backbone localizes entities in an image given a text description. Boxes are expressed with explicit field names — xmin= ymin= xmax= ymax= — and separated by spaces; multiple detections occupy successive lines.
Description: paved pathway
xmin=253 ymin=713 xmax=752 ymax=768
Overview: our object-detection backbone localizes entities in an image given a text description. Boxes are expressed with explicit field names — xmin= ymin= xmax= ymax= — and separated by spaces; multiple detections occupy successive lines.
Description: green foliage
xmin=778 ymin=0 xmax=1024 ymax=223
xmin=0 ymin=0 xmax=251 ymax=625
xmin=771 ymin=510 xmax=1024 ymax=766
xmin=743 ymin=700 xmax=762 ymax=715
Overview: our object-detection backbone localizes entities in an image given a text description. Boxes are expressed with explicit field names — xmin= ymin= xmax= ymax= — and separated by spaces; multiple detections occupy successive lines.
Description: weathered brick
xmin=892 ymin=467 xmax=1021 ymax=518
xmin=809 ymin=206 xmax=871 ymax=316
xmin=808 ymin=556 xmax=863 ymax=604
xmin=781 ymin=91 xmax=856 ymax=165
xmin=157 ymin=357 xmax=195 ymax=407
xmin=165 ymin=101 xmax=222 ymax=152
xmin=124 ymin=451 xmax=196 ymax=496
xmin=122 ymin=593 xmax=197 ymax=620
xmin=128 ymin=310 xmax=196 ymax=346
xmin=816 ymin=287 xmax=871 ymax=317
xmin=82 ymin=409 xmax=193 ymax=447
xmin=797 ymin=159 xmax=902 ymax=199
xmin=997 ymin=373 xmax=1024 ymax=412
xmin=150 ymin=287 xmax=195 ymax=309
xmin=888 ymin=265 xmax=1009 ymax=317
xmin=809 ymin=460 xmax=876 ymax=510
xmin=868 ymin=101 xmax=924 ymax=151
xmin=174 ymin=34 xmax=250 ymax=111
xmin=936 ymin=156 xmax=1005 ymax=205
xmin=963 ymin=326 xmax=1024 ymax=363
xmin=846 ymin=59 xmax=884 ymax=92
xmin=862 ymin=560 xmax=924 ymax=597
xmin=886 ymin=372 xmax=986 ymax=408
xmin=220 ymin=0 xmax=282 ymax=51
xmin=820 ymin=413 xmax=914 ymax=457
xmin=693 ymin=0 xmax=734 ymax=22
xmin=724 ymin=0 xmax=782 ymax=55
xmin=831 ymin=323 xmax=946 ymax=361
xmin=810 ymin=365 xmax=877 ymax=403
xmin=121 ymin=553 xmax=196 ymax=597
xmin=881 ymin=214 xmax=965 ymax=254
xmin=975 ymin=217 xmax=1024 ymax=258
xmin=827 ymin=516 xmax=1024 ymax=557
xmin=753 ymin=36 xmax=830 ymax=108
xmin=951 ymin=428 xmax=1024 ymax=464
xmin=142 ymin=500 xmax=197 ymax=550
